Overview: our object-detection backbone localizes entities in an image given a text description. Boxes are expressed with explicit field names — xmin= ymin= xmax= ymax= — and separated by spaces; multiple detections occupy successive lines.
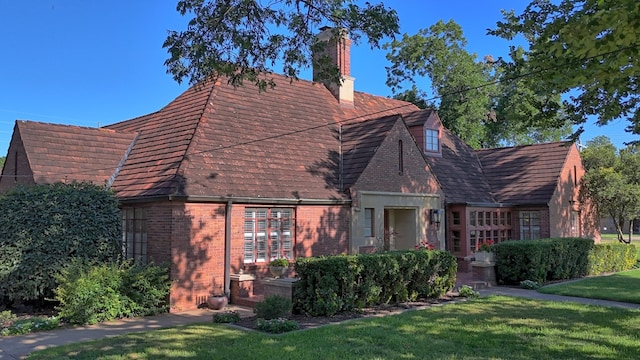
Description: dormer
xmin=404 ymin=109 xmax=443 ymax=158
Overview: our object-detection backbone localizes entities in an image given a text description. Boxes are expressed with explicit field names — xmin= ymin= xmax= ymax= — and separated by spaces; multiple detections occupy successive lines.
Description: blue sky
xmin=0 ymin=0 xmax=635 ymax=157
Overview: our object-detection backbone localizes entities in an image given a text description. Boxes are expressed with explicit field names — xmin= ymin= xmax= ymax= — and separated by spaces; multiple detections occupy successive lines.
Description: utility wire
xmin=1 ymin=43 xmax=638 ymax=179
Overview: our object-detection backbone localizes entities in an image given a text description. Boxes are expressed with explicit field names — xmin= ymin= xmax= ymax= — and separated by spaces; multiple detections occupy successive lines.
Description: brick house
xmin=0 ymin=29 xmax=598 ymax=311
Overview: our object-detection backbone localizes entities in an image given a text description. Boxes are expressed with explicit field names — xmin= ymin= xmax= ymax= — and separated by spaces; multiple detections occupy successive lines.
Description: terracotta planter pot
xmin=207 ymin=295 xmax=228 ymax=310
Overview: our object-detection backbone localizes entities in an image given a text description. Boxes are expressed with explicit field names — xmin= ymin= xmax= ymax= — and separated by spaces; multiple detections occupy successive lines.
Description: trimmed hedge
xmin=293 ymin=250 xmax=457 ymax=316
xmin=588 ymin=243 xmax=637 ymax=274
xmin=0 ymin=182 xmax=122 ymax=304
xmin=494 ymin=238 xmax=637 ymax=285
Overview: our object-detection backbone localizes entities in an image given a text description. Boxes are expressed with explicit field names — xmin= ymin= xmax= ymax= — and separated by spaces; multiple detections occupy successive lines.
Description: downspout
xmin=339 ymin=124 xmax=343 ymax=192
xmin=224 ymin=200 xmax=232 ymax=296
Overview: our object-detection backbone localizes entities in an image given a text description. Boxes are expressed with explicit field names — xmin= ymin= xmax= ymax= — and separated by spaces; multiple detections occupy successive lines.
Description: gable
xmin=0 ymin=124 xmax=35 ymax=192
xmin=348 ymin=116 xmax=441 ymax=195
xmin=0 ymin=121 xmax=136 ymax=192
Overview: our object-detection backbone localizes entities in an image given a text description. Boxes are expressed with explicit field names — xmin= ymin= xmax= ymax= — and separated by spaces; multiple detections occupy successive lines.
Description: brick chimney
xmin=313 ymin=27 xmax=355 ymax=108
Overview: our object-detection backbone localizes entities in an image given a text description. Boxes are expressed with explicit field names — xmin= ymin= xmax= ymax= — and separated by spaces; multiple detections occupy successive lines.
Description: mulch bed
xmin=231 ymin=293 xmax=466 ymax=332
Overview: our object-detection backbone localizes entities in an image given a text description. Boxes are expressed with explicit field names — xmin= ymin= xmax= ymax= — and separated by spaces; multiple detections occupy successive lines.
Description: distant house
xmin=0 ymin=28 xmax=598 ymax=311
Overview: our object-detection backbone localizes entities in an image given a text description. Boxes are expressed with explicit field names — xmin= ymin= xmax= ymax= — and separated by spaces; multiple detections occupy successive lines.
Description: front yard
xmin=27 ymin=296 xmax=640 ymax=360
xmin=539 ymin=269 xmax=640 ymax=304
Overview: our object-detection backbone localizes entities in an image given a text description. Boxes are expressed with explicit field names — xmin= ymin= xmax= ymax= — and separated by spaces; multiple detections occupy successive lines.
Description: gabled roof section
xmin=15 ymin=120 xmax=136 ymax=185
xmin=425 ymin=129 xmax=495 ymax=204
xmin=104 ymin=73 xmax=419 ymax=199
xmin=105 ymin=83 xmax=216 ymax=197
xmin=476 ymin=141 xmax=572 ymax=205
xmin=402 ymin=109 xmax=437 ymax=127
xmin=341 ymin=114 xmax=402 ymax=189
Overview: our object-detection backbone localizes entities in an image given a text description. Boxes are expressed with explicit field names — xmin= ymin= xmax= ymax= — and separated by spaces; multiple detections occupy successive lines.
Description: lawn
xmin=539 ymin=269 xmax=640 ymax=304
xmin=27 ymin=296 xmax=640 ymax=360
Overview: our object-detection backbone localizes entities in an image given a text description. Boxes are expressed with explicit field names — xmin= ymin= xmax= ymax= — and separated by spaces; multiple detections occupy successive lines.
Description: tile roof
xmin=476 ymin=141 xmax=572 ymax=205
xmin=104 ymin=74 xmax=419 ymax=199
xmin=341 ymin=114 xmax=402 ymax=189
xmin=425 ymin=129 xmax=495 ymax=204
xmin=15 ymin=121 xmax=136 ymax=185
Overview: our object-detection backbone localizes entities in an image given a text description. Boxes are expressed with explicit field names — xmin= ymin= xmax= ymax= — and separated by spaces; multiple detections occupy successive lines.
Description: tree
xmin=0 ymin=156 xmax=4 ymax=169
xmin=164 ymin=0 xmax=399 ymax=90
xmin=386 ymin=20 xmax=570 ymax=148
xmin=489 ymin=0 xmax=640 ymax=142
xmin=580 ymin=136 xmax=640 ymax=243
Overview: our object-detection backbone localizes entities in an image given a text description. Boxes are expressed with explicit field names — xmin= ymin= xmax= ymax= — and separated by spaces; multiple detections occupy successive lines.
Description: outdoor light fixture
xmin=430 ymin=209 xmax=443 ymax=230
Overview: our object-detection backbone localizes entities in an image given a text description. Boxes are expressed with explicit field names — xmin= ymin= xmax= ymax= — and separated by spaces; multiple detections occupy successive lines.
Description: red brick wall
xmin=154 ymin=201 xmax=349 ymax=312
xmin=0 ymin=126 xmax=35 ymax=193
xmin=353 ymin=119 xmax=441 ymax=195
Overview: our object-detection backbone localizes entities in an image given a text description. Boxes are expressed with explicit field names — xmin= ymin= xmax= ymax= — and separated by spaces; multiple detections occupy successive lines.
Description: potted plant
xmin=207 ymin=286 xmax=228 ymax=310
xmin=268 ymin=258 xmax=290 ymax=278
xmin=475 ymin=239 xmax=495 ymax=263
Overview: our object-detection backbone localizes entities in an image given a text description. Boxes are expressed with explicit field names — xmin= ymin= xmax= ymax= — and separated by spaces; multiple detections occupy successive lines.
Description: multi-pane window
xmin=519 ymin=211 xmax=541 ymax=240
xmin=122 ymin=208 xmax=147 ymax=263
xmin=425 ymin=129 xmax=439 ymax=152
xmin=452 ymin=230 xmax=461 ymax=252
xmin=452 ymin=211 xmax=461 ymax=225
xmin=244 ymin=208 xmax=294 ymax=263
xmin=364 ymin=208 xmax=375 ymax=237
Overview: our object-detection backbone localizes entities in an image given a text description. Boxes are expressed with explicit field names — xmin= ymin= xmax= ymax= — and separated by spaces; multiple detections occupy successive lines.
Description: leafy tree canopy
xmin=0 ymin=156 xmax=5 ymax=169
xmin=387 ymin=20 xmax=571 ymax=148
xmin=580 ymin=136 xmax=640 ymax=243
xmin=489 ymin=0 xmax=640 ymax=143
xmin=164 ymin=0 xmax=399 ymax=90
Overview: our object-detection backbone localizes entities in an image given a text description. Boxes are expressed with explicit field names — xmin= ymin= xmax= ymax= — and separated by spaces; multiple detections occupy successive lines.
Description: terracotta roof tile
xmin=425 ymin=129 xmax=495 ymax=204
xmin=476 ymin=142 xmax=572 ymax=204
xmin=105 ymin=74 xmax=419 ymax=199
xmin=16 ymin=121 xmax=136 ymax=185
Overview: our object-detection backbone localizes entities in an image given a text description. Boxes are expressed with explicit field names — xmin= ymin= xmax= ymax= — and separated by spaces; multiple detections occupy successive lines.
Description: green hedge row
xmin=55 ymin=260 xmax=172 ymax=325
xmin=494 ymin=238 xmax=637 ymax=285
xmin=588 ymin=243 xmax=637 ymax=274
xmin=0 ymin=182 xmax=122 ymax=304
xmin=293 ymin=250 xmax=457 ymax=316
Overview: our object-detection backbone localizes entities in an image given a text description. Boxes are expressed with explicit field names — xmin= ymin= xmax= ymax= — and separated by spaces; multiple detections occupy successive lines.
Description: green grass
xmin=539 ymin=269 xmax=640 ymax=304
xmin=27 ymin=296 xmax=640 ymax=360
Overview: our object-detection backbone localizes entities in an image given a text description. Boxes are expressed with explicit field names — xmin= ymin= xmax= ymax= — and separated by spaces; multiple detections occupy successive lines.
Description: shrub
xmin=458 ymin=285 xmax=479 ymax=298
xmin=588 ymin=243 xmax=637 ymax=274
xmin=212 ymin=311 xmax=240 ymax=323
xmin=293 ymin=250 xmax=457 ymax=316
xmin=268 ymin=258 xmax=290 ymax=267
xmin=1 ymin=316 xmax=59 ymax=336
xmin=254 ymin=295 xmax=292 ymax=320
xmin=255 ymin=318 xmax=299 ymax=333
xmin=0 ymin=182 xmax=121 ymax=305
xmin=520 ymin=280 xmax=540 ymax=290
xmin=55 ymin=260 xmax=171 ymax=325
xmin=494 ymin=238 xmax=593 ymax=284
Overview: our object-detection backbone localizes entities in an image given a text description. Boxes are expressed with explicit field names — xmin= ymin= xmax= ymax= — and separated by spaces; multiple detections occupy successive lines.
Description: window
xmin=493 ymin=212 xmax=498 ymax=226
xmin=244 ymin=208 xmax=294 ymax=263
xmin=122 ymin=208 xmax=147 ymax=263
xmin=470 ymin=230 xmax=478 ymax=253
xmin=364 ymin=208 xmax=375 ymax=237
xmin=469 ymin=211 xmax=476 ymax=226
xmin=452 ymin=230 xmax=461 ymax=252
xmin=452 ymin=211 xmax=461 ymax=225
xmin=425 ymin=129 xmax=439 ymax=152
xmin=519 ymin=211 xmax=541 ymax=240
xmin=478 ymin=212 xmax=484 ymax=226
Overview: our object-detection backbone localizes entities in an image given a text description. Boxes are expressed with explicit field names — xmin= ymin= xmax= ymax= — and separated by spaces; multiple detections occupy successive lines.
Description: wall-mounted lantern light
xmin=430 ymin=209 xmax=443 ymax=230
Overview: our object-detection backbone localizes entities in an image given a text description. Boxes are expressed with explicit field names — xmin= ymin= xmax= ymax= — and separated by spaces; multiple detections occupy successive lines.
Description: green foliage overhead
xmin=0 ymin=182 xmax=122 ymax=304
xmin=489 ymin=0 xmax=640 ymax=142
xmin=0 ymin=156 xmax=5 ymax=170
xmin=580 ymin=136 xmax=640 ymax=243
xmin=386 ymin=20 xmax=570 ymax=148
xmin=164 ymin=0 xmax=399 ymax=89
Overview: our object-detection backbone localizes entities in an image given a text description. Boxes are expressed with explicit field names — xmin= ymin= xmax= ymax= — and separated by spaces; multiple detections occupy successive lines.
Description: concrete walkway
xmin=1 ymin=290 xmax=639 ymax=359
